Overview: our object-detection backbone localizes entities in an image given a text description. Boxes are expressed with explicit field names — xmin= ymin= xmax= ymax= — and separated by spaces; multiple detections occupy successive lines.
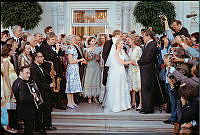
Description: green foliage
xmin=1 ymin=2 xmax=43 ymax=30
xmin=133 ymin=1 xmax=176 ymax=34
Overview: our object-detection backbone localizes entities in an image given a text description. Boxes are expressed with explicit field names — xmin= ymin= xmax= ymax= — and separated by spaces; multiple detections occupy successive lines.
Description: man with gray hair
xmin=27 ymin=35 xmax=39 ymax=57
xmin=12 ymin=25 xmax=23 ymax=55
xmin=34 ymin=33 xmax=44 ymax=48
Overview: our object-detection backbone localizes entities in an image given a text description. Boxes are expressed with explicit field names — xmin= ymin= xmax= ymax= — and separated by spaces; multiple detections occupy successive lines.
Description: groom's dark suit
xmin=137 ymin=40 xmax=158 ymax=113
xmin=102 ymin=39 xmax=113 ymax=86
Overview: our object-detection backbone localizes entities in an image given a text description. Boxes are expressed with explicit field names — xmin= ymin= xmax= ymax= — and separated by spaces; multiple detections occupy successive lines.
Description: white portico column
xmin=122 ymin=7 xmax=130 ymax=33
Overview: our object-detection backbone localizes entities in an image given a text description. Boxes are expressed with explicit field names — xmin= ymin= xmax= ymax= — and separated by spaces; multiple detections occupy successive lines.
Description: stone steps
xmin=52 ymin=112 xmax=171 ymax=121
xmin=50 ymin=110 xmax=174 ymax=133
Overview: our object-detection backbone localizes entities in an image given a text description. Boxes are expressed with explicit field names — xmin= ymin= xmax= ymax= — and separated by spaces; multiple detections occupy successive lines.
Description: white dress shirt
xmin=135 ymin=39 xmax=154 ymax=65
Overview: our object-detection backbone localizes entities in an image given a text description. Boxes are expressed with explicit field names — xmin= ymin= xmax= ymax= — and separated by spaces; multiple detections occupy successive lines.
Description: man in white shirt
xmin=12 ymin=25 xmax=23 ymax=48
xmin=27 ymin=35 xmax=38 ymax=56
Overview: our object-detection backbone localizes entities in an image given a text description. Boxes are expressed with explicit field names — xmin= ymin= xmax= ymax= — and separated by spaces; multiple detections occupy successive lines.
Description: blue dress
xmin=83 ymin=46 xmax=102 ymax=98
xmin=65 ymin=45 xmax=82 ymax=93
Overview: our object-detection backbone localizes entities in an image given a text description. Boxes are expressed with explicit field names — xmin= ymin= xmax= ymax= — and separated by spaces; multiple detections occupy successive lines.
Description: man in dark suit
xmin=102 ymin=30 xmax=122 ymax=86
xmin=30 ymin=52 xmax=57 ymax=131
xmin=40 ymin=32 xmax=63 ymax=77
xmin=12 ymin=25 xmax=23 ymax=55
xmin=132 ymin=30 xmax=159 ymax=114
xmin=39 ymin=32 xmax=66 ymax=110
xmin=172 ymin=20 xmax=190 ymax=38
xmin=27 ymin=35 xmax=40 ymax=57
xmin=12 ymin=66 xmax=37 ymax=134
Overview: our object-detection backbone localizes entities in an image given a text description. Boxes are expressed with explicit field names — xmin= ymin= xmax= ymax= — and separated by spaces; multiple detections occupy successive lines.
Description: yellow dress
xmin=1 ymin=57 xmax=18 ymax=103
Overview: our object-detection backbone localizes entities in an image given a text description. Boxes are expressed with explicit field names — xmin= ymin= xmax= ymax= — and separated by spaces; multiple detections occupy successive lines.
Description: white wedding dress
xmin=104 ymin=38 xmax=131 ymax=113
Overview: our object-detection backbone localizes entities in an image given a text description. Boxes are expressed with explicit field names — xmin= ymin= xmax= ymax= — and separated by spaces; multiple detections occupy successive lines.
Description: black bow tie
xmin=23 ymin=80 xmax=29 ymax=83
xmin=52 ymin=45 xmax=56 ymax=48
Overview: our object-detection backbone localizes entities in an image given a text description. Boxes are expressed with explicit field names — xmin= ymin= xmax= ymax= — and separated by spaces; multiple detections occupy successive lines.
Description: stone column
xmin=51 ymin=2 xmax=58 ymax=35
xmin=57 ymin=2 xmax=65 ymax=34
xmin=122 ymin=7 xmax=130 ymax=33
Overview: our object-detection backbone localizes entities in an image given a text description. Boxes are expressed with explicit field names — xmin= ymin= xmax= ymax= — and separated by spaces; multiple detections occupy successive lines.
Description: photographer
xmin=164 ymin=53 xmax=199 ymax=132
xmin=160 ymin=15 xmax=178 ymax=124
xmin=174 ymin=35 xmax=199 ymax=59
xmin=168 ymin=57 xmax=199 ymax=87
xmin=169 ymin=79 xmax=199 ymax=134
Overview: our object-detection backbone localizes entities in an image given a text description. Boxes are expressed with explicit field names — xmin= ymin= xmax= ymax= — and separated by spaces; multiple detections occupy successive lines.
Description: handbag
xmin=6 ymin=98 xmax=16 ymax=110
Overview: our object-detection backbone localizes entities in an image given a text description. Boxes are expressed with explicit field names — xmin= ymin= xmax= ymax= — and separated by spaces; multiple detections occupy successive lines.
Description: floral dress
xmin=128 ymin=46 xmax=142 ymax=92
xmin=65 ymin=45 xmax=82 ymax=93
xmin=83 ymin=46 xmax=102 ymax=98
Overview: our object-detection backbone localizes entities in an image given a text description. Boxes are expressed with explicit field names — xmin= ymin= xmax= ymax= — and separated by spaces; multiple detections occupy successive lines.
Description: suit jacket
xmin=74 ymin=45 xmax=84 ymax=65
xmin=29 ymin=46 xmax=40 ymax=58
xmin=40 ymin=41 xmax=63 ymax=77
xmin=102 ymin=39 xmax=113 ymax=65
xmin=30 ymin=62 xmax=52 ymax=102
xmin=137 ymin=40 xmax=158 ymax=67
xmin=13 ymin=37 xmax=23 ymax=56
xmin=74 ymin=44 xmax=85 ymax=82
xmin=137 ymin=40 xmax=159 ymax=112
xmin=12 ymin=77 xmax=36 ymax=120
xmin=102 ymin=39 xmax=113 ymax=85
xmin=175 ymin=96 xmax=199 ymax=125
xmin=173 ymin=27 xmax=190 ymax=38
xmin=172 ymin=70 xmax=199 ymax=87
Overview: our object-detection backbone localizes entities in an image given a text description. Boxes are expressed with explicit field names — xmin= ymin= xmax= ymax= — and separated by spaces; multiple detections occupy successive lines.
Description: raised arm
xmin=163 ymin=16 xmax=175 ymax=43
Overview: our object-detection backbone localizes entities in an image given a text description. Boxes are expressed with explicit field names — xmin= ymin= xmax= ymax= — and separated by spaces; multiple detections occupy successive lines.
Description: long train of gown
xmin=103 ymin=50 xmax=131 ymax=113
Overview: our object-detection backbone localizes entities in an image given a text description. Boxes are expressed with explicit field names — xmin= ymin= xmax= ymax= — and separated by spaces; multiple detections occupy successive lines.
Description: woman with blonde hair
xmin=18 ymin=42 xmax=31 ymax=70
xmin=104 ymin=38 xmax=134 ymax=112
xmin=96 ymin=33 xmax=108 ymax=103
xmin=127 ymin=34 xmax=143 ymax=111
xmin=65 ymin=35 xmax=85 ymax=109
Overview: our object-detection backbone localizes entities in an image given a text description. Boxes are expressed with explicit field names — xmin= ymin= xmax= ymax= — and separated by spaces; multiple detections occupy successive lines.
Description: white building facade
xmin=2 ymin=1 xmax=199 ymax=37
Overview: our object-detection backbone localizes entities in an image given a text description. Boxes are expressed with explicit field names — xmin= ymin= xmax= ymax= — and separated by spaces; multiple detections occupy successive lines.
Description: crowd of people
xmin=1 ymin=14 xmax=199 ymax=134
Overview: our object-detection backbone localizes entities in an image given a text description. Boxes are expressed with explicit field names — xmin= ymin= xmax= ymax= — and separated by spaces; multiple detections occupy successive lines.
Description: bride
xmin=104 ymin=37 xmax=134 ymax=113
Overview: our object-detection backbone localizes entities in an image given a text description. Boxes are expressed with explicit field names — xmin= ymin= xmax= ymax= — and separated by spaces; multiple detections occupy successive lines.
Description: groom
xmin=132 ymin=30 xmax=158 ymax=114
xmin=102 ymin=30 xmax=122 ymax=86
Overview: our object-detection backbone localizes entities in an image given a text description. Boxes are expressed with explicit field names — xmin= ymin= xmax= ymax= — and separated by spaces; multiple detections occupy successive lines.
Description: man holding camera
xmin=164 ymin=55 xmax=199 ymax=133
xmin=39 ymin=32 xmax=66 ymax=110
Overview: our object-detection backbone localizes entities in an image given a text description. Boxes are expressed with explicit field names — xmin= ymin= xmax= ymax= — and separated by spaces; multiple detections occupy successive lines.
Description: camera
xmin=164 ymin=53 xmax=173 ymax=66
xmin=158 ymin=12 xmax=166 ymax=21
xmin=157 ymin=40 xmax=161 ymax=44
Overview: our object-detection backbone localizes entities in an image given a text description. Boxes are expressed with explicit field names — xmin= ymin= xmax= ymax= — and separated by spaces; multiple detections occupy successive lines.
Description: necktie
xmin=38 ymin=65 xmax=44 ymax=76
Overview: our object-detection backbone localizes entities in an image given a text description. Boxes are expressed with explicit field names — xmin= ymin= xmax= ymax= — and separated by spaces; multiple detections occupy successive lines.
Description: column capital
xmin=121 ymin=1 xmax=130 ymax=10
